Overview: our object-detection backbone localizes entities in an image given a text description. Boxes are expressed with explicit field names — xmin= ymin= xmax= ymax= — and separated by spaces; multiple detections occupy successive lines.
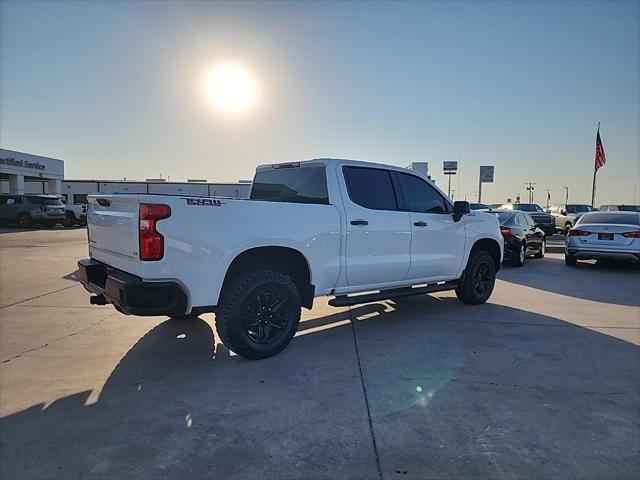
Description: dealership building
xmin=0 ymin=149 xmax=64 ymax=195
xmin=0 ymin=148 xmax=252 ymax=202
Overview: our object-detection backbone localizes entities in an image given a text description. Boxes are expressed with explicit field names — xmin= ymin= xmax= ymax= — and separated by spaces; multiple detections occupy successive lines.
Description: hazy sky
xmin=1 ymin=0 xmax=639 ymax=204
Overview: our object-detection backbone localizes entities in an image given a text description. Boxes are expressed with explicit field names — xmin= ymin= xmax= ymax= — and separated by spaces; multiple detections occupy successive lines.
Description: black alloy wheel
xmin=455 ymin=250 xmax=496 ymax=305
xmin=216 ymin=270 xmax=301 ymax=359
xmin=473 ymin=261 xmax=493 ymax=297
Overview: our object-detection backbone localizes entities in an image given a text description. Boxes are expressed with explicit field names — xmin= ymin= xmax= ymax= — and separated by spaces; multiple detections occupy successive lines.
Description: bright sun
xmin=205 ymin=63 xmax=258 ymax=114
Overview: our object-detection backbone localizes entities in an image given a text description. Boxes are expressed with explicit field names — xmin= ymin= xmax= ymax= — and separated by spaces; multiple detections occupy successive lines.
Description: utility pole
xmin=525 ymin=182 xmax=536 ymax=203
xmin=545 ymin=189 xmax=551 ymax=208
xmin=563 ymin=186 xmax=569 ymax=204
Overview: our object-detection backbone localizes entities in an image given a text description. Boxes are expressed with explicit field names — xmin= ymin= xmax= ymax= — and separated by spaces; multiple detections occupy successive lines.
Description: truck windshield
xmin=514 ymin=204 xmax=543 ymax=212
xmin=566 ymin=204 xmax=591 ymax=213
xmin=250 ymin=166 xmax=329 ymax=205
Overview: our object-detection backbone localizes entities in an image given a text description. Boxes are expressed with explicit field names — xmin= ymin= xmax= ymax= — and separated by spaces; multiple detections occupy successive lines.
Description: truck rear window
xmin=250 ymin=166 xmax=329 ymax=205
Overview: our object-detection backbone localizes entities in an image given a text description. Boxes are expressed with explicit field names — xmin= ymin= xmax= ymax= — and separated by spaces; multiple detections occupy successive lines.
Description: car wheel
xmin=564 ymin=223 xmax=572 ymax=236
xmin=16 ymin=213 xmax=32 ymax=228
xmin=455 ymin=250 xmax=496 ymax=305
xmin=512 ymin=242 xmax=526 ymax=267
xmin=215 ymin=270 xmax=301 ymax=360
xmin=62 ymin=212 xmax=75 ymax=227
xmin=534 ymin=239 xmax=545 ymax=258
xmin=565 ymin=253 xmax=577 ymax=266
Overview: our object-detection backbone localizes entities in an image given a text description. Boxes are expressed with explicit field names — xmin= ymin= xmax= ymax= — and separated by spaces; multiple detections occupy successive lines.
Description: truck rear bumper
xmin=78 ymin=258 xmax=187 ymax=316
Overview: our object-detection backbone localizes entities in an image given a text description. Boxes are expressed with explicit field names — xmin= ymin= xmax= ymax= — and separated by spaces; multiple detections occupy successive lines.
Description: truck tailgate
xmin=87 ymin=195 xmax=142 ymax=276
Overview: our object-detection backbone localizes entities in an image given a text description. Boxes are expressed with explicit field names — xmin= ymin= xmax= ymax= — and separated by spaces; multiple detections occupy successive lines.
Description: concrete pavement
xmin=1 ymin=228 xmax=639 ymax=479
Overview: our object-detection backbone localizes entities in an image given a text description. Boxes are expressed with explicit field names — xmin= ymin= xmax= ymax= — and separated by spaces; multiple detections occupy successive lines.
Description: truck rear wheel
xmin=455 ymin=251 xmax=496 ymax=305
xmin=215 ymin=270 xmax=301 ymax=360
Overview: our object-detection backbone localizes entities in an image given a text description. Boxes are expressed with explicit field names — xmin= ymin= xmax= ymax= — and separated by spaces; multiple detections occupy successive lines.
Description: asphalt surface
xmin=0 ymin=228 xmax=639 ymax=479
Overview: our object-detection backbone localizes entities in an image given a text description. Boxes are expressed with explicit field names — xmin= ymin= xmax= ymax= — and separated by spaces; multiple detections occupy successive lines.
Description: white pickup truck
xmin=78 ymin=159 xmax=503 ymax=359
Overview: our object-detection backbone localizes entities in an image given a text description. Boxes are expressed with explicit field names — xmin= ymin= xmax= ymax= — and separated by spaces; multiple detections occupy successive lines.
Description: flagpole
xmin=591 ymin=122 xmax=600 ymax=207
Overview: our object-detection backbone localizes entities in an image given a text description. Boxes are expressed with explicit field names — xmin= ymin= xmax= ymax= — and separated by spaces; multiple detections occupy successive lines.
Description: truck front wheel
xmin=63 ymin=212 xmax=76 ymax=227
xmin=455 ymin=251 xmax=496 ymax=305
xmin=215 ymin=270 xmax=301 ymax=360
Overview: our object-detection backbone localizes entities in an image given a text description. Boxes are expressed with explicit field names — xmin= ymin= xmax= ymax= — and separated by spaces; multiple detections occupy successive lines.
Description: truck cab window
xmin=250 ymin=166 xmax=329 ymax=205
xmin=343 ymin=166 xmax=398 ymax=211
xmin=397 ymin=172 xmax=448 ymax=213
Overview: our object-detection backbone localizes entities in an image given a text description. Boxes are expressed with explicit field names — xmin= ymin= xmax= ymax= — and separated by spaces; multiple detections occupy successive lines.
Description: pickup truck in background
xmin=78 ymin=159 xmax=503 ymax=359
xmin=60 ymin=198 xmax=87 ymax=227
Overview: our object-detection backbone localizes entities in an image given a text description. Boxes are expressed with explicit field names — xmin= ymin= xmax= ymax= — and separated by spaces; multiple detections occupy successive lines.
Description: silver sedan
xmin=565 ymin=211 xmax=640 ymax=265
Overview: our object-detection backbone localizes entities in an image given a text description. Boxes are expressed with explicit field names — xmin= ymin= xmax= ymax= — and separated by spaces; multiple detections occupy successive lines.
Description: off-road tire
xmin=455 ymin=251 xmax=496 ymax=305
xmin=565 ymin=253 xmax=577 ymax=266
xmin=215 ymin=270 xmax=301 ymax=360
xmin=16 ymin=213 xmax=32 ymax=228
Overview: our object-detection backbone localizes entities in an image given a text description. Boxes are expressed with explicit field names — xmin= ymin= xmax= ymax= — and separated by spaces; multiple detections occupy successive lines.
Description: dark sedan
xmin=500 ymin=202 xmax=556 ymax=235
xmin=489 ymin=210 xmax=546 ymax=266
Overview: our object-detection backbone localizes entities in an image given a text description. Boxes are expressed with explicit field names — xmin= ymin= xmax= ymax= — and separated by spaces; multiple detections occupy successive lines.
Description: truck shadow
xmin=1 ymin=301 xmax=639 ymax=479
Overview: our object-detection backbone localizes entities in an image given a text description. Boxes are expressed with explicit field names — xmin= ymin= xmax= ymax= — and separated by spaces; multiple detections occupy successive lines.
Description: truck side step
xmin=329 ymin=281 xmax=459 ymax=307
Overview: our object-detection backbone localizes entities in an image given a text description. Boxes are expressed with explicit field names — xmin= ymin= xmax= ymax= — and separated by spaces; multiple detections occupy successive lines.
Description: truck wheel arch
xmin=470 ymin=238 xmax=502 ymax=272
xmin=221 ymin=246 xmax=314 ymax=309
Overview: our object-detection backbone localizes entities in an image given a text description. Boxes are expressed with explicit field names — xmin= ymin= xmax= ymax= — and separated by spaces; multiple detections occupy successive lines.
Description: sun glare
xmin=205 ymin=63 xmax=258 ymax=114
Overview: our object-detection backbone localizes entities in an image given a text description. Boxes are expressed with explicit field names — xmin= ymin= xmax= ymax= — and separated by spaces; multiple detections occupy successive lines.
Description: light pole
xmin=563 ymin=186 xmax=569 ymax=204
xmin=525 ymin=182 xmax=536 ymax=203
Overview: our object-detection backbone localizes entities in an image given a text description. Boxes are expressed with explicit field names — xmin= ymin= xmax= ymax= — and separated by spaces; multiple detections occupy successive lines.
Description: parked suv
xmin=0 ymin=194 xmax=65 ymax=228
xmin=548 ymin=204 xmax=594 ymax=235
xmin=499 ymin=203 xmax=555 ymax=236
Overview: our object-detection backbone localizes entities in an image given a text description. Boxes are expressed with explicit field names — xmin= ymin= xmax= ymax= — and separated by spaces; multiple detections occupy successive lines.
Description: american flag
xmin=594 ymin=127 xmax=606 ymax=171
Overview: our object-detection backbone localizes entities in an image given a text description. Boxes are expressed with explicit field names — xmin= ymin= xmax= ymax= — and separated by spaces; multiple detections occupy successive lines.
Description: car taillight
xmin=622 ymin=231 xmax=640 ymax=238
xmin=139 ymin=203 xmax=171 ymax=261
xmin=500 ymin=227 xmax=512 ymax=237
xmin=568 ymin=229 xmax=591 ymax=236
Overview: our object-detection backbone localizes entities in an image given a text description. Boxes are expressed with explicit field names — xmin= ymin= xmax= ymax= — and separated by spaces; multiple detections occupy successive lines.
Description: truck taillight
xmin=139 ymin=203 xmax=171 ymax=261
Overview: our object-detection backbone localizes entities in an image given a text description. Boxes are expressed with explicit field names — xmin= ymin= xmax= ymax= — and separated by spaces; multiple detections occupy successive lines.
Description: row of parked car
xmin=469 ymin=202 xmax=640 ymax=267
xmin=0 ymin=194 xmax=86 ymax=228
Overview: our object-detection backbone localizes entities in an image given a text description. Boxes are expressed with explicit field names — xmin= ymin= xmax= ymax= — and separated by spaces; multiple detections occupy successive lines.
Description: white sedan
xmin=565 ymin=211 xmax=640 ymax=265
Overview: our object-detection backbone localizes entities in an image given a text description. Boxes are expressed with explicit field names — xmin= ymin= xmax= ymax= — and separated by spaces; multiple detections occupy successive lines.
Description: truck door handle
xmin=413 ymin=221 xmax=428 ymax=227
xmin=350 ymin=219 xmax=369 ymax=226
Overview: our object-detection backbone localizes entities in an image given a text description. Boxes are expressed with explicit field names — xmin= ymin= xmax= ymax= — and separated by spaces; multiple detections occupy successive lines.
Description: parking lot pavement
xmin=1 ymin=228 xmax=639 ymax=479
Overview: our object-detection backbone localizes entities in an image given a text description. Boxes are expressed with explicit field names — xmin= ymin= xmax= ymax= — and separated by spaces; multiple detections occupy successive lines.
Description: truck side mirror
xmin=453 ymin=201 xmax=470 ymax=221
